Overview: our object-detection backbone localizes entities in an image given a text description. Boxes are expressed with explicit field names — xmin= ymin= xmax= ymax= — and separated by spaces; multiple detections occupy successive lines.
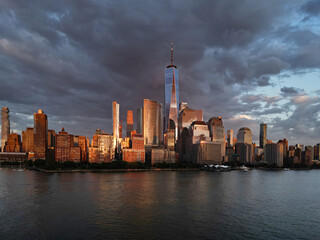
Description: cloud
xmin=0 ymin=0 xmax=319 ymax=145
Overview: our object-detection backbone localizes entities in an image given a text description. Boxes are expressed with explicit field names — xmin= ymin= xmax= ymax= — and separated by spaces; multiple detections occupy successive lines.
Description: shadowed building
xmin=22 ymin=127 xmax=34 ymax=153
xmin=136 ymin=107 xmax=143 ymax=134
xmin=236 ymin=127 xmax=253 ymax=164
xmin=1 ymin=107 xmax=10 ymax=152
xmin=119 ymin=120 xmax=122 ymax=139
xmin=265 ymin=143 xmax=283 ymax=167
xmin=79 ymin=136 xmax=88 ymax=162
xmin=164 ymin=42 xmax=179 ymax=138
xmin=126 ymin=110 xmax=133 ymax=137
xmin=48 ymin=129 xmax=56 ymax=149
xmin=260 ymin=123 xmax=267 ymax=149
xmin=33 ymin=109 xmax=48 ymax=159
xmin=227 ymin=129 xmax=234 ymax=147
xmin=4 ymin=133 xmax=22 ymax=152
xmin=142 ymin=99 xmax=163 ymax=146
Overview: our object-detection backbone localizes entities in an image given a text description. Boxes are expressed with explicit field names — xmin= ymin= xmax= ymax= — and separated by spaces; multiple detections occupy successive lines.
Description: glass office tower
xmin=164 ymin=42 xmax=179 ymax=138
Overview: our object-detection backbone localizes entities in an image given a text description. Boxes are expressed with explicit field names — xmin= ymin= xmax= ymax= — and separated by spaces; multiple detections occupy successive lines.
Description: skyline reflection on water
xmin=1 ymin=169 xmax=320 ymax=239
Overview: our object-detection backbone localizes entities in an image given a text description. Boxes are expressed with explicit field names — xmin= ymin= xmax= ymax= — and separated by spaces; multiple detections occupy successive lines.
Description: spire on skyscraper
xmin=167 ymin=41 xmax=177 ymax=69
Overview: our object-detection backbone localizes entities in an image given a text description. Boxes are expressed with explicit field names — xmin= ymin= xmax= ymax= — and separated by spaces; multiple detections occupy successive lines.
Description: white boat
xmin=283 ymin=168 xmax=290 ymax=171
xmin=240 ymin=165 xmax=249 ymax=172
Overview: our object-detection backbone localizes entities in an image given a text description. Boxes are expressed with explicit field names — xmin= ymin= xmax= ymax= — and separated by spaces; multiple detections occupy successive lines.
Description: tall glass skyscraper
xmin=164 ymin=42 xmax=179 ymax=138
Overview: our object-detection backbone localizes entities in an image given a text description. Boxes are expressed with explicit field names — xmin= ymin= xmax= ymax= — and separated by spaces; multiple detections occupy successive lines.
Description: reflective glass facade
xmin=164 ymin=66 xmax=179 ymax=135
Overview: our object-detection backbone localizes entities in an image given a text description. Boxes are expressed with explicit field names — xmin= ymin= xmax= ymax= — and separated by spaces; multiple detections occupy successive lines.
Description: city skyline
xmin=0 ymin=1 xmax=320 ymax=145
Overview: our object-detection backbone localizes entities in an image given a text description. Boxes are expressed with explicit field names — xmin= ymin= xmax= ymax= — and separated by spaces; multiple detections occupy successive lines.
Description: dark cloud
xmin=0 ymin=0 xmax=319 ymax=145
xmin=280 ymin=86 xmax=304 ymax=95
xmin=301 ymin=0 xmax=320 ymax=16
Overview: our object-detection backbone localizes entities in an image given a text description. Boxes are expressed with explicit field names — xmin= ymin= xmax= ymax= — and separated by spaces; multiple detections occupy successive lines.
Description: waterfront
xmin=1 ymin=169 xmax=320 ymax=239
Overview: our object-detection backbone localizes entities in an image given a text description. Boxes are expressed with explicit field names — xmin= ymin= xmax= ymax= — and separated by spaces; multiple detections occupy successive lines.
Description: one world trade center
xmin=164 ymin=42 xmax=179 ymax=139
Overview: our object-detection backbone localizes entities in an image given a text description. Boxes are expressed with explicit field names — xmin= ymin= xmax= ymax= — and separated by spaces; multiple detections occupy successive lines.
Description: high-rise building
xmin=55 ymin=128 xmax=81 ymax=162
xmin=48 ymin=129 xmax=56 ymax=148
xmin=227 ymin=129 xmax=234 ymax=147
xmin=22 ymin=127 xmax=34 ymax=153
xmin=260 ymin=123 xmax=267 ymax=148
xmin=119 ymin=120 xmax=123 ymax=139
xmin=164 ymin=41 xmax=179 ymax=138
xmin=1 ymin=107 xmax=10 ymax=152
xmin=265 ymin=143 xmax=283 ymax=167
xmin=98 ymin=133 xmax=114 ymax=162
xmin=208 ymin=117 xmax=226 ymax=161
xmin=126 ymin=110 xmax=133 ymax=137
xmin=143 ymin=99 xmax=163 ymax=146
xmin=33 ymin=109 xmax=48 ymax=159
xmin=112 ymin=101 xmax=119 ymax=149
xmin=237 ymin=127 xmax=252 ymax=145
xmin=177 ymin=103 xmax=203 ymax=137
xmin=137 ymin=107 xmax=143 ymax=134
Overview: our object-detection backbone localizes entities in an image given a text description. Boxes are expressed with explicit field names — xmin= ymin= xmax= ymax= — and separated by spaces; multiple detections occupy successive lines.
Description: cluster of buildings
xmin=0 ymin=43 xmax=319 ymax=167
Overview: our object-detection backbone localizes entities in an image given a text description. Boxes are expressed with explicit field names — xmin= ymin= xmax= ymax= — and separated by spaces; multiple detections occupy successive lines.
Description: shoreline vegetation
xmin=1 ymin=160 xmax=320 ymax=173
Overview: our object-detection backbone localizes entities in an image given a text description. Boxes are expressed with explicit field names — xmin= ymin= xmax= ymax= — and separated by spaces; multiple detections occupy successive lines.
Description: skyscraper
xmin=112 ymin=101 xmax=119 ymax=149
xmin=22 ymin=127 xmax=34 ymax=153
xmin=260 ymin=123 xmax=267 ymax=148
xmin=237 ymin=127 xmax=252 ymax=145
xmin=143 ymin=99 xmax=163 ymax=146
xmin=137 ymin=107 xmax=143 ymax=134
xmin=227 ymin=129 xmax=234 ymax=147
xmin=126 ymin=110 xmax=133 ymax=137
xmin=33 ymin=109 xmax=48 ymax=159
xmin=1 ymin=107 xmax=10 ymax=152
xmin=164 ymin=41 xmax=179 ymax=138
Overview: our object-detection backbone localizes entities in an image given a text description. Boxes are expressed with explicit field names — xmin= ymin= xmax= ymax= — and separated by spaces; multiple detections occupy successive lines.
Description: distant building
xmin=33 ymin=109 xmax=48 ymax=159
xmin=235 ymin=143 xmax=253 ymax=164
xmin=237 ymin=127 xmax=252 ymax=145
xmin=98 ymin=133 xmax=114 ymax=162
xmin=136 ymin=107 xmax=143 ymax=134
xmin=126 ymin=110 xmax=133 ymax=137
xmin=208 ymin=117 xmax=225 ymax=161
xmin=178 ymin=104 xmax=203 ymax=137
xmin=4 ymin=133 xmax=22 ymax=152
xmin=78 ymin=136 xmax=88 ymax=162
xmin=227 ymin=129 xmax=234 ymax=147
xmin=164 ymin=41 xmax=179 ymax=138
xmin=1 ymin=107 xmax=10 ymax=152
xmin=55 ymin=128 xmax=81 ymax=163
xmin=259 ymin=123 xmax=267 ymax=149
xmin=122 ymin=132 xmax=145 ymax=162
xmin=89 ymin=147 xmax=99 ymax=163
xmin=48 ymin=129 xmax=56 ymax=149
xmin=314 ymin=143 xmax=320 ymax=160
xmin=142 ymin=99 xmax=163 ymax=146
xmin=119 ymin=120 xmax=123 ymax=139
xmin=22 ymin=127 xmax=34 ymax=153
xmin=304 ymin=146 xmax=314 ymax=167
xmin=112 ymin=101 xmax=120 ymax=150
xmin=0 ymin=152 xmax=27 ymax=162
xmin=265 ymin=143 xmax=283 ymax=167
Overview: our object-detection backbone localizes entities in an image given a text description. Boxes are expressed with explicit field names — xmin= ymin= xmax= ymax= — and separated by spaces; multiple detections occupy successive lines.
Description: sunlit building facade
xmin=112 ymin=101 xmax=119 ymax=149
xmin=126 ymin=110 xmax=133 ymax=137
xmin=1 ymin=107 xmax=10 ymax=152
xmin=34 ymin=109 xmax=48 ymax=159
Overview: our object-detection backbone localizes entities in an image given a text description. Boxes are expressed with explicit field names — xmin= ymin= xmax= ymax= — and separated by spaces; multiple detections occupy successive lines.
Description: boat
xmin=283 ymin=168 xmax=290 ymax=171
xmin=240 ymin=165 xmax=249 ymax=172
xmin=17 ymin=161 xmax=24 ymax=172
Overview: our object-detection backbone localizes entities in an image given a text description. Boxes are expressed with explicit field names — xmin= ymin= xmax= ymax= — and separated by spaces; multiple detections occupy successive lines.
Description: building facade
xmin=33 ymin=109 xmax=48 ymax=159
xmin=126 ymin=110 xmax=133 ymax=137
xmin=237 ymin=127 xmax=252 ymax=145
xmin=142 ymin=99 xmax=163 ymax=146
xmin=265 ymin=143 xmax=283 ymax=167
xmin=22 ymin=127 xmax=34 ymax=153
xmin=112 ymin=101 xmax=120 ymax=150
xmin=1 ymin=107 xmax=10 ymax=152
xmin=260 ymin=123 xmax=267 ymax=149
xmin=4 ymin=133 xmax=22 ymax=152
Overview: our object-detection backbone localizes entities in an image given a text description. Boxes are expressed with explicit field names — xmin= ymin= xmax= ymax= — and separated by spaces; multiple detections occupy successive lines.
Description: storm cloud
xmin=0 ymin=0 xmax=320 ymax=145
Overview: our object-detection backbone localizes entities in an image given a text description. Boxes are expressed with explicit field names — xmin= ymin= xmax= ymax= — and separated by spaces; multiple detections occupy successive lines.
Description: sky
xmin=0 ymin=0 xmax=320 ymax=146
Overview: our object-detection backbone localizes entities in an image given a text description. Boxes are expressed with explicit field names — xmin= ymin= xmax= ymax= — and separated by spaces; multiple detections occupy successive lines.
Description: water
xmin=1 ymin=169 xmax=320 ymax=240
